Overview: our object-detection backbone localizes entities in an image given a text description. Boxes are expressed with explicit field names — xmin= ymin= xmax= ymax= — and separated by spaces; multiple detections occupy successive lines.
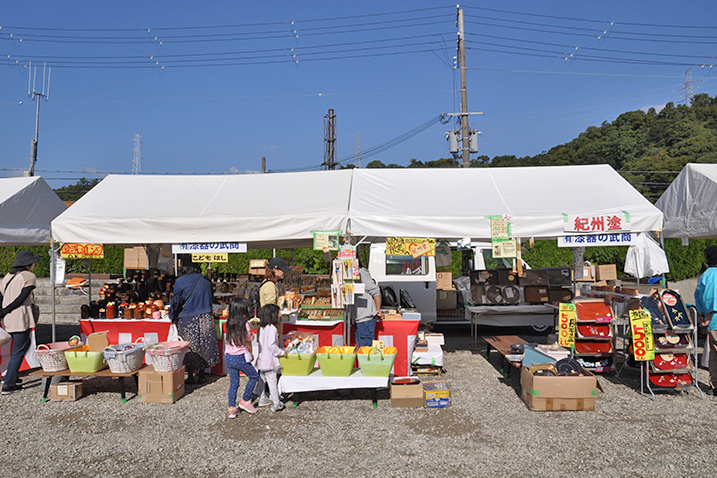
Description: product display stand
xmin=277 ymin=369 xmax=390 ymax=409
xmin=29 ymin=366 xmax=146 ymax=404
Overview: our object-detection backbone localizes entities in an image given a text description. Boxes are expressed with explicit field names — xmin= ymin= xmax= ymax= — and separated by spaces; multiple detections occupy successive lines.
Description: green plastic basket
xmin=278 ymin=353 xmax=317 ymax=376
xmin=357 ymin=349 xmax=397 ymax=377
xmin=64 ymin=346 xmax=108 ymax=374
xmin=316 ymin=346 xmax=357 ymax=377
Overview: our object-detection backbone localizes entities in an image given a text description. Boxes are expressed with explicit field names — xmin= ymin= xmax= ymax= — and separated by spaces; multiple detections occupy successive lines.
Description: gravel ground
xmin=2 ymin=323 xmax=715 ymax=478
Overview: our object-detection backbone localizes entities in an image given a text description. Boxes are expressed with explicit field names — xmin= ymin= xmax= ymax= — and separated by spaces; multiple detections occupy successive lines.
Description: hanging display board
xmin=492 ymin=239 xmax=517 ymax=258
xmin=386 ymin=237 xmax=435 ymax=257
xmin=312 ymin=230 xmax=341 ymax=251
xmin=629 ymin=309 xmax=655 ymax=361
xmin=558 ymin=303 xmax=576 ymax=348
xmin=558 ymin=233 xmax=636 ymax=247
xmin=172 ymin=243 xmax=247 ymax=254
xmin=60 ymin=243 xmax=104 ymax=259
xmin=191 ymin=253 xmax=228 ymax=263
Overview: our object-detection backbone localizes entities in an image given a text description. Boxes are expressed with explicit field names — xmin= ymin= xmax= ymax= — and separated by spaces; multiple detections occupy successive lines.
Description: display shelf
xmin=648 ymin=362 xmax=695 ymax=375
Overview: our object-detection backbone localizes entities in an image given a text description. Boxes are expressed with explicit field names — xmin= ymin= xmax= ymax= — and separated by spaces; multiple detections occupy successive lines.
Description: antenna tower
xmin=26 ymin=62 xmax=51 ymax=177
xmin=132 ymin=134 xmax=143 ymax=174
xmin=355 ymin=133 xmax=362 ymax=168
xmin=684 ymin=67 xmax=694 ymax=104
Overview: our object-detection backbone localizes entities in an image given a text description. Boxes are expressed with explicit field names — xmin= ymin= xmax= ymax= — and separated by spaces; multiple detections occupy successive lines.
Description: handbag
xmin=0 ymin=327 xmax=10 ymax=347
xmin=31 ymin=303 xmax=40 ymax=327
xmin=170 ymin=276 xmax=203 ymax=324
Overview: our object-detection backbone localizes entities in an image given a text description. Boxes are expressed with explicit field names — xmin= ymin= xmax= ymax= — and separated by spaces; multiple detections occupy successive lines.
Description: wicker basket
xmin=146 ymin=336 xmax=190 ymax=372
xmin=103 ymin=338 xmax=147 ymax=373
xmin=36 ymin=342 xmax=73 ymax=372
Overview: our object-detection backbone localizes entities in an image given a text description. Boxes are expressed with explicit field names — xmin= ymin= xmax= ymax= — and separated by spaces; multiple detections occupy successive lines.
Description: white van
xmin=368 ymin=242 xmax=554 ymax=332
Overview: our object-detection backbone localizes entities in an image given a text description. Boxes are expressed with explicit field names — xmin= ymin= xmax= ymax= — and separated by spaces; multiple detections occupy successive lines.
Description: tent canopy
xmin=51 ymin=165 xmax=663 ymax=246
xmin=655 ymin=163 xmax=717 ymax=239
xmin=0 ymin=177 xmax=67 ymax=245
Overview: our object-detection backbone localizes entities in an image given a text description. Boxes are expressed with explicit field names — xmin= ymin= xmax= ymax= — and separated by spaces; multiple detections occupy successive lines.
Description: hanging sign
xmin=558 ymin=233 xmax=636 ymax=247
xmin=172 ymin=243 xmax=247 ymax=254
xmin=312 ymin=230 xmax=341 ymax=251
xmin=490 ymin=217 xmax=510 ymax=239
xmin=629 ymin=309 xmax=655 ymax=361
xmin=386 ymin=237 xmax=436 ymax=257
xmin=558 ymin=303 xmax=576 ymax=348
xmin=191 ymin=253 xmax=228 ymax=263
xmin=564 ymin=212 xmax=631 ymax=233
xmin=60 ymin=243 xmax=104 ymax=259
xmin=492 ymin=239 xmax=517 ymax=258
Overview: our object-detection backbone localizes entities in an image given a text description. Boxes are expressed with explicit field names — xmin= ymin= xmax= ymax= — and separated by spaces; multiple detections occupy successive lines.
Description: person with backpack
xmin=0 ymin=250 xmax=41 ymax=394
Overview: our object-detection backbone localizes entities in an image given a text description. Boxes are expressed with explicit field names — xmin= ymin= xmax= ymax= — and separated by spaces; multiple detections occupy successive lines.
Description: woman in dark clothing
xmin=172 ymin=263 xmax=219 ymax=384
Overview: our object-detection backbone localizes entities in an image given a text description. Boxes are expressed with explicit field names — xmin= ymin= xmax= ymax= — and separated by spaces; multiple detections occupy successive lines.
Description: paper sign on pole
xmin=191 ymin=253 xmax=228 ymax=263
xmin=629 ymin=309 xmax=655 ymax=361
xmin=558 ymin=303 xmax=576 ymax=348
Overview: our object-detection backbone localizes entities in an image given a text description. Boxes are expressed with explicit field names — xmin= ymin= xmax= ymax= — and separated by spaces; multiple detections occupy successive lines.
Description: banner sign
xmin=558 ymin=233 xmax=635 ymax=247
xmin=172 ymin=243 xmax=247 ymax=254
xmin=629 ymin=309 xmax=655 ymax=361
xmin=386 ymin=237 xmax=436 ymax=257
xmin=312 ymin=230 xmax=341 ymax=251
xmin=191 ymin=253 xmax=228 ymax=263
xmin=60 ymin=243 xmax=104 ymax=259
xmin=558 ymin=303 xmax=576 ymax=348
xmin=564 ymin=212 xmax=631 ymax=233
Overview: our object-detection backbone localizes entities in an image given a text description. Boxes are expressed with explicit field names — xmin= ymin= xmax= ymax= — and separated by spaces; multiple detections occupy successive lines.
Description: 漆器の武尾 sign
xmin=558 ymin=233 xmax=636 ymax=247
xmin=60 ymin=243 xmax=104 ymax=259
xmin=386 ymin=237 xmax=435 ymax=257
xmin=172 ymin=243 xmax=247 ymax=254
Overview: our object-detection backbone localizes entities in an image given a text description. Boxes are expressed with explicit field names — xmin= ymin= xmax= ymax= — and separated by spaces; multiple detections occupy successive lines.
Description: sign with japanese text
xmin=60 ymin=243 xmax=104 ymax=259
xmin=564 ymin=213 xmax=631 ymax=233
xmin=172 ymin=243 xmax=247 ymax=254
xmin=491 ymin=239 xmax=517 ymax=258
xmin=558 ymin=233 xmax=636 ymax=247
xmin=558 ymin=303 xmax=576 ymax=348
xmin=386 ymin=237 xmax=436 ymax=257
xmin=312 ymin=230 xmax=341 ymax=251
xmin=629 ymin=309 xmax=655 ymax=361
xmin=490 ymin=217 xmax=510 ymax=239
xmin=191 ymin=253 xmax=228 ymax=263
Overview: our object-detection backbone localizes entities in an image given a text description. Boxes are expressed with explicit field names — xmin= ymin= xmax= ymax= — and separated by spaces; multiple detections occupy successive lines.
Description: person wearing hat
xmin=695 ymin=245 xmax=717 ymax=395
xmin=0 ymin=250 xmax=42 ymax=394
xmin=259 ymin=257 xmax=290 ymax=308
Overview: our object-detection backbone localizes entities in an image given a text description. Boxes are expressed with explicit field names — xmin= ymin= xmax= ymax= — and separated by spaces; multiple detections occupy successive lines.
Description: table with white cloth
xmin=466 ymin=304 xmax=556 ymax=348
xmin=278 ymin=368 xmax=390 ymax=408
xmin=412 ymin=344 xmax=444 ymax=367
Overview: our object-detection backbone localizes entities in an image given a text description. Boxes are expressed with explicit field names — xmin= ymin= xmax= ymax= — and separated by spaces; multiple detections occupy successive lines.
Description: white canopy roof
xmin=0 ymin=176 xmax=67 ymax=245
xmin=51 ymin=165 xmax=663 ymax=246
xmin=655 ymin=163 xmax=717 ymax=239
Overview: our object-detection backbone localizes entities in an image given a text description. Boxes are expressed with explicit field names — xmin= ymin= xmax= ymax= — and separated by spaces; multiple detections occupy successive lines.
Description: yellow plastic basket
xmin=316 ymin=346 xmax=357 ymax=377
xmin=64 ymin=345 xmax=108 ymax=374
xmin=357 ymin=346 xmax=398 ymax=377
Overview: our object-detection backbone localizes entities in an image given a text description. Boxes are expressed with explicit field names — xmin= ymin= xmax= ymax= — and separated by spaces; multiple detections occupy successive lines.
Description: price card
xmin=558 ymin=303 xmax=576 ymax=348
xmin=629 ymin=309 xmax=655 ymax=361
xmin=192 ymin=253 xmax=228 ymax=263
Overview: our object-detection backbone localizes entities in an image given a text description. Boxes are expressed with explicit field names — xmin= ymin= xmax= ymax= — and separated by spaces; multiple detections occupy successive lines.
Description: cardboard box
xmin=425 ymin=333 xmax=445 ymax=346
xmin=123 ymin=246 xmax=149 ymax=270
xmin=138 ymin=366 xmax=186 ymax=404
xmin=436 ymin=289 xmax=457 ymax=310
xmin=390 ymin=381 xmax=424 ymax=408
xmin=436 ymin=271 xmax=453 ymax=290
xmin=423 ymin=380 xmax=451 ymax=408
xmin=87 ymin=331 xmax=110 ymax=352
xmin=382 ymin=311 xmax=403 ymax=321
xmin=595 ymin=264 xmax=617 ymax=281
xmin=50 ymin=382 xmax=83 ymax=401
xmin=249 ymin=259 xmax=268 ymax=277
xmin=575 ymin=264 xmax=596 ymax=282
xmin=520 ymin=366 xmax=597 ymax=411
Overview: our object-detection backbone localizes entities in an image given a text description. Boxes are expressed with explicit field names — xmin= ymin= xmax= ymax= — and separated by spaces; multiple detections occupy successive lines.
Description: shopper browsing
xmin=347 ymin=266 xmax=382 ymax=348
xmin=255 ymin=304 xmax=286 ymax=412
xmin=225 ymin=298 xmax=259 ymax=418
xmin=695 ymin=245 xmax=717 ymax=395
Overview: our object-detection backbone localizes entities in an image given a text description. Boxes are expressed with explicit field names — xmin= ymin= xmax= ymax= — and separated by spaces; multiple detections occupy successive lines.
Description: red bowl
xmin=577 ymin=324 xmax=611 ymax=338
xmin=575 ymin=300 xmax=613 ymax=323
xmin=574 ymin=341 xmax=612 ymax=355
xmin=653 ymin=353 xmax=689 ymax=371
xmin=649 ymin=373 xmax=692 ymax=388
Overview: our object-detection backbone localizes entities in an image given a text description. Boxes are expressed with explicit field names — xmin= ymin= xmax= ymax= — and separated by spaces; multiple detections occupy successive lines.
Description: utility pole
xmin=27 ymin=62 xmax=51 ymax=177
xmin=322 ymin=109 xmax=337 ymax=170
xmin=262 ymin=157 xmax=266 ymax=173
xmin=457 ymin=5 xmax=470 ymax=168
xmin=355 ymin=133 xmax=362 ymax=168
xmin=132 ymin=134 xmax=142 ymax=174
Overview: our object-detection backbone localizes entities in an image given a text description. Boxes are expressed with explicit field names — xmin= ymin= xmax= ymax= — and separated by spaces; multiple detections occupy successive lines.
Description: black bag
xmin=170 ymin=277 xmax=203 ymax=324
xmin=248 ymin=280 xmax=269 ymax=318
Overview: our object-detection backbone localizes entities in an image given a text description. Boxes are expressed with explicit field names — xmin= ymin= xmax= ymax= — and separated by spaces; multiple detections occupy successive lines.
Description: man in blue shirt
xmin=695 ymin=245 xmax=717 ymax=395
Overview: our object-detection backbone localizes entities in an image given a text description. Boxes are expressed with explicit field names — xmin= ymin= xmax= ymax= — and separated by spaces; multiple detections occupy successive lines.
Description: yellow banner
xmin=192 ymin=253 xmax=228 ymax=263
xmin=629 ymin=309 xmax=655 ymax=361
xmin=386 ymin=237 xmax=435 ymax=257
xmin=558 ymin=302 xmax=576 ymax=348
xmin=60 ymin=243 xmax=104 ymax=259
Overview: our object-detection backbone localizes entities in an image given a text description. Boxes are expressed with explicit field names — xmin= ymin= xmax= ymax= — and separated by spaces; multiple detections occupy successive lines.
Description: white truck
xmin=367 ymin=242 xmax=554 ymax=332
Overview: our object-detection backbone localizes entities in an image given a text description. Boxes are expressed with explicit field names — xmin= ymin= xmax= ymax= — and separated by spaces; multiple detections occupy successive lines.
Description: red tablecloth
xmin=283 ymin=320 xmax=345 ymax=349
xmin=376 ymin=320 xmax=420 ymax=377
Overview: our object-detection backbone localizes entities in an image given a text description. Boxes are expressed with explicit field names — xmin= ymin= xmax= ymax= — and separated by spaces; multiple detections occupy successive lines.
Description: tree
xmin=54 ymin=178 xmax=101 ymax=201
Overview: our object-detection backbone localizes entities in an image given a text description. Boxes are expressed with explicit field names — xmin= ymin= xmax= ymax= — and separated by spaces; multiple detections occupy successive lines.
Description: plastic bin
xmin=278 ymin=353 xmax=317 ymax=376
xmin=65 ymin=346 xmax=108 ymax=373
xmin=356 ymin=346 xmax=397 ymax=377
xmin=316 ymin=346 xmax=356 ymax=377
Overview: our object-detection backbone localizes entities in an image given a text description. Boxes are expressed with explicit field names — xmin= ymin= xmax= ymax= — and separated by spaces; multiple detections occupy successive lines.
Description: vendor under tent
xmin=655 ymin=163 xmax=717 ymax=240
xmin=0 ymin=176 xmax=67 ymax=375
xmin=0 ymin=176 xmax=66 ymax=245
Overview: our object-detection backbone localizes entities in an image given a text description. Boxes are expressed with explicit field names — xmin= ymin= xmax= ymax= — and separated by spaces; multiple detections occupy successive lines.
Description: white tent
xmin=349 ymin=165 xmax=664 ymax=241
xmin=0 ymin=177 xmax=67 ymax=245
xmin=51 ymin=172 xmax=353 ymax=247
xmin=655 ymin=163 xmax=717 ymax=239
xmin=52 ymin=165 xmax=663 ymax=246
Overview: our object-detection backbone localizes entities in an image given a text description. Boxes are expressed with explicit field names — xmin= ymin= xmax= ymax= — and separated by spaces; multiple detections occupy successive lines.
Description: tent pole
xmin=50 ymin=240 xmax=56 ymax=343
xmin=88 ymin=259 xmax=92 ymax=307
xmin=660 ymin=233 xmax=667 ymax=288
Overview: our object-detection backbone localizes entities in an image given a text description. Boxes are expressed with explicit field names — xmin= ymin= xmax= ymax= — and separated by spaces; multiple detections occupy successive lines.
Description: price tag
xmin=629 ymin=309 xmax=655 ymax=361
xmin=191 ymin=253 xmax=228 ymax=263
xmin=558 ymin=303 xmax=576 ymax=348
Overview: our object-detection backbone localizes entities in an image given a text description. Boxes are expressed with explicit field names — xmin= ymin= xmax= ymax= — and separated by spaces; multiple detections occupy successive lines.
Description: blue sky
xmin=2 ymin=1 xmax=716 ymax=188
